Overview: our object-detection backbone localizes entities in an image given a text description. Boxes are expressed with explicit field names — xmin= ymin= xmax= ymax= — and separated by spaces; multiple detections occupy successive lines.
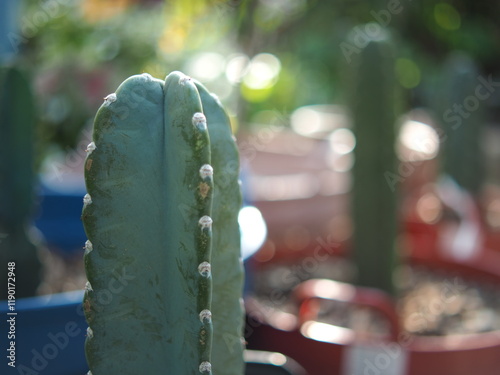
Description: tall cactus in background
xmin=348 ymin=31 xmax=399 ymax=296
xmin=82 ymin=71 xmax=244 ymax=374
xmin=439 ymin=52 xmax=484 ymax=195
xmin=0 ymin=65 xmax=42 ymax=299
xmin=0 ymin=0 xmax=21 ymax=63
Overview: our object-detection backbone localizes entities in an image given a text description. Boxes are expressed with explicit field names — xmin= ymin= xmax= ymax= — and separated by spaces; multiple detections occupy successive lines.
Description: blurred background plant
xmin=3 ymin=0 xmax=499 ymax=161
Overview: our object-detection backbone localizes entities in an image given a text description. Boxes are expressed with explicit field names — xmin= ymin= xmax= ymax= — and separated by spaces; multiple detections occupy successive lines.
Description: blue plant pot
xmin=34 ymin=184 xmax=88 ymax=256
xmin=0 ymin=291 xmax=88 ymax=375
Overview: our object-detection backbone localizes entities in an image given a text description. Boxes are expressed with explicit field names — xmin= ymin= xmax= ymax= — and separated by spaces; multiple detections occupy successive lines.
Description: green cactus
xmin=0 ymin=64 xmax=42 ymax=299
xmin=194 ymin=82 xmax=245 ymax=374
xmin=348 ymin=31 xmax=399 ymax=296
xmin=439 ymin=52 xmax=484 ymax=195
xmin=82 ymin=71 xmax=244 ymax=374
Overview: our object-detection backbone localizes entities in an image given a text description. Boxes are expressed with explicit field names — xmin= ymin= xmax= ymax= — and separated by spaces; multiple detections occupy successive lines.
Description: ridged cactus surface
xmin=195 ymin=82 xmax=245 ymax=374
xmin=82 ymin=72 xmax=244 ymax=374
xmin=0 ymin=65 xmax=41 ymax=299
xmin=348 ymin=32 xmax=399 ymax=296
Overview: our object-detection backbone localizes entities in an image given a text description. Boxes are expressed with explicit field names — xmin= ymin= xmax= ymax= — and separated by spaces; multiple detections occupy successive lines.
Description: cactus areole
xmin=82 ymin=72 xmax=244 ymax=374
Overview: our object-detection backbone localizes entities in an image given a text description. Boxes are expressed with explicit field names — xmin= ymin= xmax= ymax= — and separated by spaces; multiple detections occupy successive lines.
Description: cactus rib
xmin=195 ymin=82 xmax=245 ymax=375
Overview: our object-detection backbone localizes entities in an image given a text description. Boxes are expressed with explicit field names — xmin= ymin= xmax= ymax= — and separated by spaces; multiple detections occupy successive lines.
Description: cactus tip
xmin=179 ymin=74 xmax=192 ymax=86
xmin=86 ymin=327 xmax=94 ymax=339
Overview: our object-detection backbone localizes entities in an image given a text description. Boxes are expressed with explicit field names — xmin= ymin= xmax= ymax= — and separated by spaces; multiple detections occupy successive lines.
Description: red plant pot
xmin=246 ymin=277 xmax=500 ymax=375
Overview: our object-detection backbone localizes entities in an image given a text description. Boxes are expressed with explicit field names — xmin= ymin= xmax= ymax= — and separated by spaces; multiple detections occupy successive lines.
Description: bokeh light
xmin=398 ymin=120 xmax=439 ymax=162
xmin=184 ymin=52 xmax=226 ymax=82
xmin=225 ymin=54 xmax=250 ymax=84
xmin=240 ymin=53 xmax=281 ymax=102
xmin=243 ymin=53 xmax=281 ymax=90
xmin=291 ymin=105 xmax=349 ymax=138
xmin=329 ymin=128 xmax=356 ymax=155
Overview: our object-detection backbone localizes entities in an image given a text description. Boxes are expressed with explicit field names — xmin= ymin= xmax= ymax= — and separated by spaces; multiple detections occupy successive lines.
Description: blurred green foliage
xmin=9 ymin=0 xmax=500 ymax=161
